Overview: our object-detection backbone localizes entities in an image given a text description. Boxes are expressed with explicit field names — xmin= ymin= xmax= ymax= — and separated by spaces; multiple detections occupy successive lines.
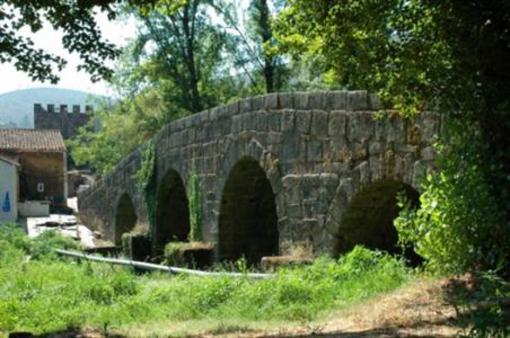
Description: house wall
xmin=19 ymin=152 xmax=67 ymax=206
xmin=0 ymin=160 xmax=18 ymax=223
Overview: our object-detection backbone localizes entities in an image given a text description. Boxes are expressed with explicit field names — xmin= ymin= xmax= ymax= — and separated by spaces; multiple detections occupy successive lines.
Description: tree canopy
xmin=0 ymin=0 xmax=177 ymax=82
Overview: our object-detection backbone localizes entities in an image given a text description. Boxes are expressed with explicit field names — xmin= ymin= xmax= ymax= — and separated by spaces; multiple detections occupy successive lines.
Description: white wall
xmin=0 ymin=159 xmax=18 ymax=223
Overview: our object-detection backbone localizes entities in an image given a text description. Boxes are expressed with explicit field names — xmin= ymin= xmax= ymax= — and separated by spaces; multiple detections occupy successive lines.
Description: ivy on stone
xmin=188 ymin=161 xmax=202 ymax=242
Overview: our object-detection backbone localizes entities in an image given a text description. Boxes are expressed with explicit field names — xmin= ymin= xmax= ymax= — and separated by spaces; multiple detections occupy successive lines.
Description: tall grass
xmin=0 ymin=224 xmax=413 ymax=335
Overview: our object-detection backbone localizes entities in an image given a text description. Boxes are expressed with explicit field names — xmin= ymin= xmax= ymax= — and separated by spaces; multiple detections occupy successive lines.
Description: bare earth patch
xmin=200 ymin=278 xmax=463 ymax=338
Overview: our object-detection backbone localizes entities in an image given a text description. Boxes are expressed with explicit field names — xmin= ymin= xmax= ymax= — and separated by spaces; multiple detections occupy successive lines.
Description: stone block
xmin=278 ymin=92 xmax=294 ymax=109
xmin=406 ymin=123 xmax=422 ymax=145
xmin=328 ymin=111 xmax=347 ymax=137
xmin=368 ymin=93 xmax=382 ymax=110
xmin=311 ymin=110 xmax=329 ymax=137
xmin=295 ymin=110 xmax=312 ymax=134
xmin=217 ymin=105 xmax=230 ymax=120
xmin=294 ymin=92 xmax=310 ymax=109
xmin=421 ymin=146 xmax=436 ymax=161
xmin=308 ymin=91 xmax=328 ymax=110
xmin=267 ymin=112 xmax=281 ymax=132
xmin=355 ymin=161 xmax=370 ymax=186
xmin=369 ymin=142 xmax=382 ymax=155
xmin=209 ymin=107 xmax=220 ymax=122
xmin=287 ymin=204 xmax=302 ymax=218
xmin=252 ymin=95 xmax=265 ymax=111
xmin=351 ymin=142 xmax=368 ymax=162
xmin=395 ymin=143 xmax=419 ymax=154
xmin=281 ymin=110 xmax=295 ymax=131
xmin=264 ymin=93 xmax=279 ymax=110
xmin=347 ymin=90 xmax=369 ymax=111
xmin=267 ymin=131 xmax=282 ymax=145
xmin=240 ymin=97 xmax=253 ymax=113
xmin=327 ymin=91 xmax=348 ymax=110
xmin=307 ymin=140 xmax=323 ymax=162
xmin=227 ymin=101 xmax=240 ymax=116
xmin=347 ymin=112 xmax=374 ymax=143
xmin=254 ymin=111 xmax=268 ymax=131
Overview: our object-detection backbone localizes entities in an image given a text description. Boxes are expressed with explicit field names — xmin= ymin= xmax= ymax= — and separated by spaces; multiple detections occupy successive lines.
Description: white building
xmin=0 ymin=155 xmax=19 ymax=223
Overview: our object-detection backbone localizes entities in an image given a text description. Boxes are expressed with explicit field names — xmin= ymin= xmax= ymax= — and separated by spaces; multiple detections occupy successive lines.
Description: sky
xmin=0 ymin=11 xmax=138 ymax=97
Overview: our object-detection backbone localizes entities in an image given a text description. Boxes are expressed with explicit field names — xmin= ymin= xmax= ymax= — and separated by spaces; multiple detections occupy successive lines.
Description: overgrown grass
xmin=0 ymin=224 xmax=414 ymax=336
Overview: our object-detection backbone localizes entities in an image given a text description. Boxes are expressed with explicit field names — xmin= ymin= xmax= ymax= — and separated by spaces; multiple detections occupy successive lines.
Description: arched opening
xmin=219 ymin=157 xmax=279 ymax=265
xmin=334 ymin=180 xmax=421 ymax=264
xmin=155 ymin=169 xmax=190 ymax=253
xmin=115 ymin=193 xmax=137 ymax=244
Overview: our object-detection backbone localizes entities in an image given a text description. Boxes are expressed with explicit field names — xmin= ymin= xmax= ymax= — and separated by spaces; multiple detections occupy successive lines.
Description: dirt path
xmin=205 ymin=278 xmax=463 ymax=338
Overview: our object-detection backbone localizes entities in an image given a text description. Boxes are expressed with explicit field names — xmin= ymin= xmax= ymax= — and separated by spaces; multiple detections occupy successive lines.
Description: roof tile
xmin=0 ymin=129 xmax=66 ymax=153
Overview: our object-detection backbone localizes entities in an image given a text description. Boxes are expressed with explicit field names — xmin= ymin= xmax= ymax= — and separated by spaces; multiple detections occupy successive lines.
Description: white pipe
xmin=55 ymin=249 xmax=273 ymax=279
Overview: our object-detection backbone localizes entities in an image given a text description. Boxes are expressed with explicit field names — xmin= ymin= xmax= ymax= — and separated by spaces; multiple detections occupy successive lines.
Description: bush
xmin=395 ymin=121 xmax=508 ymax=274
xmin=164 ymin=241 xmax=214 ymax=268
xmin=29 ymin=230 xmax=80 ymax=260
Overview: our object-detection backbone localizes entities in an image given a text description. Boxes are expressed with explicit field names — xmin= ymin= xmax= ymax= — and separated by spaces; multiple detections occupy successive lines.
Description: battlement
xmin=34 ymin=103 xmax=91 ymax=139
xmin=34 ymin=103 xmax=93 ymax=115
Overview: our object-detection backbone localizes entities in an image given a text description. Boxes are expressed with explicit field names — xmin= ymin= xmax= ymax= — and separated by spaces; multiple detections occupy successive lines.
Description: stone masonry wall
xmin=78 ymin=91 xmax=441 ymax=257
xmin=34 ymin=104 xmax=90 ymax=139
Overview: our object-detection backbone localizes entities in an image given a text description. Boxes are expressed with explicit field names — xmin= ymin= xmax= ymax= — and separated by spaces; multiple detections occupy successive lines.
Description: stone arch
xmin=154 ymin=168 xmax=190 ymax=253
xmin=327 ymin=179 xmax=420 ymax=263
xmin=218 ymin=155 xmax=280 ymax=265
xmin=114 ymin=193 xmax=138 ymax=244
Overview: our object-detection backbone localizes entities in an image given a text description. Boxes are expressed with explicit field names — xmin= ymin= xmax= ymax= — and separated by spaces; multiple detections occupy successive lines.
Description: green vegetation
xmin=276 ymin=1 xmax=510 ymax=273
xmin=395 ymin=122 xmax=507 ymax=275
xmin=0 ymin=225 xmax=412 ymax=335
xmin=164 ymin=241 xmax=213 ymax=267
xmin=188 ymin=161 xmax=202 ymax=242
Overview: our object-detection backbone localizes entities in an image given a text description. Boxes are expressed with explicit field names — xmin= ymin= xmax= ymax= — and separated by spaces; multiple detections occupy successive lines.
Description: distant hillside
xmin=0 ymin=88 xmax=105 ymax=128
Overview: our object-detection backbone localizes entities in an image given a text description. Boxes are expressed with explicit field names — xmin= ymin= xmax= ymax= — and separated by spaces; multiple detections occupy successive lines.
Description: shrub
xmin=29 ymin=230 xmax=80 ymax=260
xmin=395 ymin=121 xmax=507 ymax=274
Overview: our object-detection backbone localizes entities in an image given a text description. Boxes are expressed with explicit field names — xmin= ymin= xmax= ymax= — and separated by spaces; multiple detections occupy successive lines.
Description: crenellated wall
xmin=78 ymin=91 xmax=441 ymax=260
xmin=34 ymin=103 xmax=91 ymax=139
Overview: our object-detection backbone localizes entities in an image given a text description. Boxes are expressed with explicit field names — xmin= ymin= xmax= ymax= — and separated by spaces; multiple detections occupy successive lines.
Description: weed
xmin=0 ymin=226 xmax=413 ymax=336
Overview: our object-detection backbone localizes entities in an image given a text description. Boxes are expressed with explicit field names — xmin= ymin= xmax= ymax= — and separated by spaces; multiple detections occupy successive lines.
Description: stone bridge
xmin=78 ymin=91 xmax=441 ymax=263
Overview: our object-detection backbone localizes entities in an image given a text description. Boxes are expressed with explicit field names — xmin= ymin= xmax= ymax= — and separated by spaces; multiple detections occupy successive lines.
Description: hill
xmin=0 ymin=88 xmax=104 ymax=128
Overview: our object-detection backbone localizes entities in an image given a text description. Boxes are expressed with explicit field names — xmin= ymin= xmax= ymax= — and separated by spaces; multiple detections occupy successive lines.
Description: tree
xmin=276 ymin=0 xmax=510 ymax=271
xmin=69 ymin=87 xmax=178 ymax=174
xmin=128 ymin=0 xmax=230 ymax=113
xmin=248 ymin=0 xmax=275 ymax=93
xmin=0 ymin=0 xmax=181 ymax=83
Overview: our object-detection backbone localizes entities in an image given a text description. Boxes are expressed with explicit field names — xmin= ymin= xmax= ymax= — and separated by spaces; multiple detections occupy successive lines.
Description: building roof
xmin=0 ymin=154 xmax=19 ymax=166
xmin=0 ymin=129 xmax=66 ymax=153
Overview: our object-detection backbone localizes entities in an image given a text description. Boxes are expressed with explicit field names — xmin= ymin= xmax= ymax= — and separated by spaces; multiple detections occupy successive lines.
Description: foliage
xmin=28 ymin=230 xmax=80 ymax=260
xmin=129 ymin=0 xmax=230 ymax=113
xmin=134 ymin=139 xmax=156 ymax=189
xmin=69 ymin=89 xmax=177 ymax=175
xmin=0 ymin=0 xmax=125 ymax=83
xmin=444 ymin=272 xmax=510 ymax=337
xmin=164 ymin=241 xmax=213 ymax=267
xmin=0 ymin=223 xmax=79 ymax=263
xmin=275 ymin=0 xmax=510 ymax=225
xmin=395 ymin=121 xmax=507 ymax=274
xmin=0 ymin=229 xmax=412 ymax=335
xmin=134 ymin=139 xmax=158 ymax=245
xmin=188 ymin=161 xmax=202 ymax=242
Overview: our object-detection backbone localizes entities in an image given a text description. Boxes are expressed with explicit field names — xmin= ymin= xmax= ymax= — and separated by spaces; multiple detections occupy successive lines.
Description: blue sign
xmin=2 ymin=192 xmax=11 ymax=213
